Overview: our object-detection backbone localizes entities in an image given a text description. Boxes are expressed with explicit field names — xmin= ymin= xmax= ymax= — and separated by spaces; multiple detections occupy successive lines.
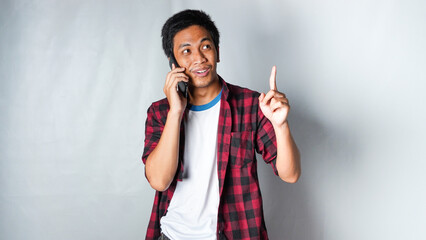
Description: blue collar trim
xmin=189 ymin=88 xmax=222 ymax=111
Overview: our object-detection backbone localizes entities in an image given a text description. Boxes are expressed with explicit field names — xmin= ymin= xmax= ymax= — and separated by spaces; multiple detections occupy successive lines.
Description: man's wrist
xmin=272 ymin=121 xmax=290 ymax=135
xmin=167 ymin=109 xmax=184 ymax=122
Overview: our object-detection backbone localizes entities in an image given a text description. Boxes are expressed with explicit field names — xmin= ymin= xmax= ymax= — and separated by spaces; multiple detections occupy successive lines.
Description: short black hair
xmin=161 ymin=9 xmax=220 ymax=58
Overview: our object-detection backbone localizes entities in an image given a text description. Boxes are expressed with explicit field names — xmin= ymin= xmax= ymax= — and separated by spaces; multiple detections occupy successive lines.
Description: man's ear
xmin=217 ymin=46 xmax=220 ymax=63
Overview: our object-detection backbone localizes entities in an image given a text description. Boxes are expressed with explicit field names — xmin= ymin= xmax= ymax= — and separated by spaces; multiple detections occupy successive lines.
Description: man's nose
xmin=193 ymin=50 xmax=207 ymax=64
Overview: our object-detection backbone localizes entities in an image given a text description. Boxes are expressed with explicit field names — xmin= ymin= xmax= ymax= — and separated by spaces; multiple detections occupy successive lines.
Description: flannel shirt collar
xmin=219 ymin=75 xmax=230 ymax=101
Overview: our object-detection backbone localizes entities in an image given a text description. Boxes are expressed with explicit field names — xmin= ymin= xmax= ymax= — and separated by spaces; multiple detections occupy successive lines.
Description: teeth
xmin=197 ymin=69 xmax=207 ymax=73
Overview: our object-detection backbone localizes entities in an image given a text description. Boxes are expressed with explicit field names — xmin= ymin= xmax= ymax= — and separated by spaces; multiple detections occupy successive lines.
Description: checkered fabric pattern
xmin=142 ymin=77 xmax=278 ymax=240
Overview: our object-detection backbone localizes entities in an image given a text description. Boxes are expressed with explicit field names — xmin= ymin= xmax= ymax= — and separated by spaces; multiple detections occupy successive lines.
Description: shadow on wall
xmin=238 ymin=12 xmax=357 ymax=240
xmin=258 ymin=103 xmax=359 ymax=240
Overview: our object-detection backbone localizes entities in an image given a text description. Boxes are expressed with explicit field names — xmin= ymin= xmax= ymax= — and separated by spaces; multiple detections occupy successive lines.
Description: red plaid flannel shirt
xmin=142 ymin=77 xmax=278 ymax=240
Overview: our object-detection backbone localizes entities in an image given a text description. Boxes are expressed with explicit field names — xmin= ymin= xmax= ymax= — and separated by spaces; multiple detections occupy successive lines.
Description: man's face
xmin=172 ymin=25 xmax=219 ymax=88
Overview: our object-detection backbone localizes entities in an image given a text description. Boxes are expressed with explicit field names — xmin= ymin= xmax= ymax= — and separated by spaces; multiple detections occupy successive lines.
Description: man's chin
xmin=190 ymin=77 xmax=216 ymax=89
xmin=190 ymin=82 xmax=210 ymax=89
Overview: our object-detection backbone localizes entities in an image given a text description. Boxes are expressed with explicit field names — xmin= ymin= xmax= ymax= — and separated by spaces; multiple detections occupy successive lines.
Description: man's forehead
xmin=173 ymin=25 xmax=213 ymax=46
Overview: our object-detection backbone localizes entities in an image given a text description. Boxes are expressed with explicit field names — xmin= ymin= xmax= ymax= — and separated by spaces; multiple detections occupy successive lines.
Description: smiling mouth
xmin=192 ymin=67 xmax=210 ymax=77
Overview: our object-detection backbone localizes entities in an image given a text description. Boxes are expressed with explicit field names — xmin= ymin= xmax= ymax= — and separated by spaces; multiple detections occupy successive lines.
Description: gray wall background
xmin=1 ymin=0 xmax=425 ymax=239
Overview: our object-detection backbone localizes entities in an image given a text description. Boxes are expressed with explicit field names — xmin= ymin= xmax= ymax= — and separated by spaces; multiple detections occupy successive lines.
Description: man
xmin=142 ymin=9 xmax=300 ymax=240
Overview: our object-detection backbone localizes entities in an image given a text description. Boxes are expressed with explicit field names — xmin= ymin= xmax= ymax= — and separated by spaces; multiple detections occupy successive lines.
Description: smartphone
xmin=169 ymin=54 xmax=188 ymax=98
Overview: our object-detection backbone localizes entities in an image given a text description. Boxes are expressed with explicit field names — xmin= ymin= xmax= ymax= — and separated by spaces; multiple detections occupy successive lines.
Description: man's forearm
xmin=274 ymin=122 xmax=301 ymax=183
xmin=145 ymin=111 xmax=182 ymax=191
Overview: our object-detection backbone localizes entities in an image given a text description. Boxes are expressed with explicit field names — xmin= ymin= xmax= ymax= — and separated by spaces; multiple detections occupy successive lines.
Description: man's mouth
xmin=192 ymin=67 xmax=210 ymax=77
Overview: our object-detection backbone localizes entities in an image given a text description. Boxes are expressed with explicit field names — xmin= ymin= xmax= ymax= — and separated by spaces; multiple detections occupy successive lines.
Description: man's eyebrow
xmin=177 ymin=43 xmax=191 ymax=49
xmin=177 ymin=38 xmax=212 ymax=49
xmin=200 ymin=37 xmax=212 ymax=43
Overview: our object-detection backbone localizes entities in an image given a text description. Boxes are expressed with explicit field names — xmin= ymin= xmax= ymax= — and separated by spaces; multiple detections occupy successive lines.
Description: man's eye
xmin=183 ymin=49 xmax=190 ymax=54
xmin=202 ymin=45 xmax=211 ymax=50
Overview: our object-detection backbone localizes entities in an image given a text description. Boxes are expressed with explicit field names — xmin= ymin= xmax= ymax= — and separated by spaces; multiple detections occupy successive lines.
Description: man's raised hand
xmin=258 ymin=66 xmax=290 ymax=128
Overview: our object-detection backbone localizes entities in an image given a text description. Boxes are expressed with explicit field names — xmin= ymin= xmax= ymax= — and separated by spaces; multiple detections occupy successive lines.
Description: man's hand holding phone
xmin=164 ymin=63 xmax=189 ymax=117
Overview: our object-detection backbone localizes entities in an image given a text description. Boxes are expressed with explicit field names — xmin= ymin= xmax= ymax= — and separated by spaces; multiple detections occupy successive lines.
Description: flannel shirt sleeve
xmin=142 ymin=103 xmax=163 ymax=167
xmin=141 ymin=102 xmax=177 ymax=239
xmin=255 ymin=102 xmax=279 ymax=176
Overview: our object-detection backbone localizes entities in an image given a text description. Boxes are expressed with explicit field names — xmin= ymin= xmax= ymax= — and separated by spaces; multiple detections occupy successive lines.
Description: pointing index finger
xmin=269 ymin=65 xmax=277 ymax=90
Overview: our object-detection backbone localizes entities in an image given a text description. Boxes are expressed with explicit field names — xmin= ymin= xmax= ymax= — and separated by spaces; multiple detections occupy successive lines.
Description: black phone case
xmin=169 ymin=54 xmax=188 ymax=98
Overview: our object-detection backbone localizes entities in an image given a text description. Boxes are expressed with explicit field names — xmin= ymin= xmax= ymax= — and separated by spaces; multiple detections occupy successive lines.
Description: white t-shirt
xmin=160 ymin=90 xmax=222 ymax=240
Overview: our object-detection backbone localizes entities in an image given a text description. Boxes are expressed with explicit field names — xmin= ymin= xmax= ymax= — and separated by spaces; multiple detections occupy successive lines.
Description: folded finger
xmin=262 ymin=90 xmax=276 ymax=104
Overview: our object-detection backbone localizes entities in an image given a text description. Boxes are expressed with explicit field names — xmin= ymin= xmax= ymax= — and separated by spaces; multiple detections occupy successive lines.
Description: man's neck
xmin=188 ymin=76 xmax=222 ymax=106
